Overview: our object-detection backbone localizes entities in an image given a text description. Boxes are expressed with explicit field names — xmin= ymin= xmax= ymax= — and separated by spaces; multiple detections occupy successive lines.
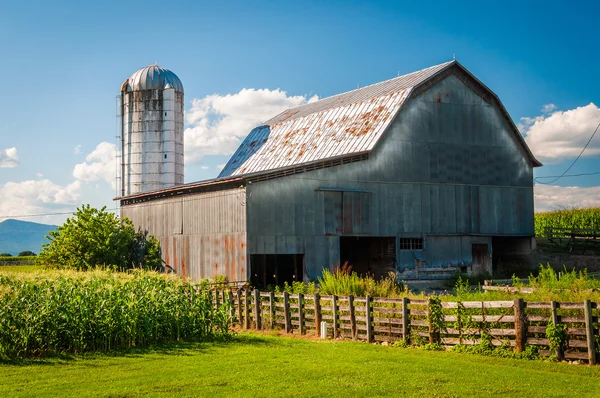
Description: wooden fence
xmin=210 ymin=289 xmax=600 ymax=364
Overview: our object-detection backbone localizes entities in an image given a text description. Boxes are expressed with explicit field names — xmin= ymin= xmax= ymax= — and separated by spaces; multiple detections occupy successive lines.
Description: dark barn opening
xmin=339 ymin=237 xmax=396 ymax=279
xmin=492 ymin=237 xmax=533 ymax=276
xmin=250 ymin=254 xmax=304 ymax=289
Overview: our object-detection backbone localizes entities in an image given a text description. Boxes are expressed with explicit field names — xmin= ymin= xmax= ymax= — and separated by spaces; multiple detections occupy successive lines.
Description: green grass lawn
xmin=1 ymin=333 xmax=600 ymax=397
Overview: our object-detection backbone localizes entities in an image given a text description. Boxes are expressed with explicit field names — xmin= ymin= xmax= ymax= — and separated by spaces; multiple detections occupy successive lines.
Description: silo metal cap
xmin=121 ymin=64 xmax=184 ymax=93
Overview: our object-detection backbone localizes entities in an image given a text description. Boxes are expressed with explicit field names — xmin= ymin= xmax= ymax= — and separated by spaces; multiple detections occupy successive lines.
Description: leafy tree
xmin=18 ymin=251 xmax=36 ymax=257
xmin=39 ymin=205 xmax=162 ymax=270
xmin=0 ymin=253 xmax=12 ymax=257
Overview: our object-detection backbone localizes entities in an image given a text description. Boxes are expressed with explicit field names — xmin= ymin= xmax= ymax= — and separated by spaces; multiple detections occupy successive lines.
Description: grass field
xmin=0 ymin=265 xmax=42 ymax=273
xmin=1 ymin=333 xmax=600 ymax=397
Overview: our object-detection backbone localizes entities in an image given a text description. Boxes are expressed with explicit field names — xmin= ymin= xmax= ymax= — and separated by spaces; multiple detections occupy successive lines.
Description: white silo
xmin=120 ymin=64 xmax=184 ymax=196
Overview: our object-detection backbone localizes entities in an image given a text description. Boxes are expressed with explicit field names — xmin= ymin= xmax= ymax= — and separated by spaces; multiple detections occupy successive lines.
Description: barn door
xmin=471 ymin=244 xmax=489 ymax=275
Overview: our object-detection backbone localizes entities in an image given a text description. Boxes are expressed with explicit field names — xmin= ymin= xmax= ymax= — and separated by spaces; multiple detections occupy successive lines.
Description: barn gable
xmin=219 ymin=61 xmax=540 ymax=179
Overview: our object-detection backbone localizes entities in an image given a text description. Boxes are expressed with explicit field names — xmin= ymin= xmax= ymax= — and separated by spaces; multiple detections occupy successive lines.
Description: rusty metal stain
xmin=219 ymin=61 xmax=454 ymax=178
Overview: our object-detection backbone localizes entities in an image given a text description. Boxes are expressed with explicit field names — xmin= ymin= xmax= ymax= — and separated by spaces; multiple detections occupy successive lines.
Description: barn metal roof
xmin=219 ymin=62 xmax=455 ymax=177
xmin=219 ymin=60 xmax=542 ymax=177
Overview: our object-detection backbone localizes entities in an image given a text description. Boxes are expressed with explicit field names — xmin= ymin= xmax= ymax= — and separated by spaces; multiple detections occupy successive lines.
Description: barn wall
xmin=247 ymin=74 xmax=534 ymax=279
xmin=121 ymin=187 xmax=247 ymax=282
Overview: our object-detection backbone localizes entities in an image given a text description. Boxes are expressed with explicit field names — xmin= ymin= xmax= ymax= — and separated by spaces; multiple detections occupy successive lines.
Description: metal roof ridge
xmin=263 ymin=60 xmax=455 ymax=125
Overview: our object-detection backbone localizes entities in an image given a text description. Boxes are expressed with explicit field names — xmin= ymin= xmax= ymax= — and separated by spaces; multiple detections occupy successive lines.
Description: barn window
xmin=399 ymin=238 xmax=423 ymax=250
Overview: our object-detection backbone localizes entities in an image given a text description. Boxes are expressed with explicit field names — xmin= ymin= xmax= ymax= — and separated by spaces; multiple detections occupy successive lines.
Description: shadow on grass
xmin=0 ymin=333 xmax=282 ymax=367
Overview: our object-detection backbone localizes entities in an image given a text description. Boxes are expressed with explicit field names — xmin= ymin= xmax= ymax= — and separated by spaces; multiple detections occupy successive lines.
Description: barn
xmin=118 ymin=60 xmax=541 ymax=286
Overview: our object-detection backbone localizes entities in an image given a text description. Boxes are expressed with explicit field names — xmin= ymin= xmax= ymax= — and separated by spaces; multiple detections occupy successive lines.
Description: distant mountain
xmin=0 ymin=219 xmax=58 ymax=256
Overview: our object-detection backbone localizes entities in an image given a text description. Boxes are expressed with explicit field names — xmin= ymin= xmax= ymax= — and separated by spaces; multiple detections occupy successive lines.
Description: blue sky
xmin=1 ymin=0 xmax=599 ymax=224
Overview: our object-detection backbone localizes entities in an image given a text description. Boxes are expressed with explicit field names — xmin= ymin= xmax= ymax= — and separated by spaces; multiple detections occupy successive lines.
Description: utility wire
xmin=535 ymin=170 xmax=600 ymax=179
xmin=0 ymin=208 xmax=119 ymax=220
xmin=534 ymin=120 xmax=600 ymax=185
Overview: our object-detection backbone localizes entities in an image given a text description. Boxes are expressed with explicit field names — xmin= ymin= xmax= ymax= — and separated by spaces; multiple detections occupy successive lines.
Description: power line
xmin=535 ymin=170 xmax=600 ymax=179
xmin=534 ymin=120 xmax=600 ymax=185
xmin=0 ymin=208 xmax=119 ymax=220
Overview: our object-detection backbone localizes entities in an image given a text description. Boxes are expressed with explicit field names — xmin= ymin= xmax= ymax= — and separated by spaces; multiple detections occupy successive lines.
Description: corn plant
xmin=0 ymin=269 xmax=232 ymax=359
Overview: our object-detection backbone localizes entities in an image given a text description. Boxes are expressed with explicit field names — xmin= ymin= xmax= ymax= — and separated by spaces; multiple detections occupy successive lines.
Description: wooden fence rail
xmin=212 ymin=289 xmax=600 ymax=364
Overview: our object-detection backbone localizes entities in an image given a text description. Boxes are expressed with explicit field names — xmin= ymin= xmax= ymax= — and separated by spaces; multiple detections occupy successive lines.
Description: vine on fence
xmin=427 ymin=296 xmax=443 ymax=343
xmin=546 ymin=318 xmax=567 ymax=360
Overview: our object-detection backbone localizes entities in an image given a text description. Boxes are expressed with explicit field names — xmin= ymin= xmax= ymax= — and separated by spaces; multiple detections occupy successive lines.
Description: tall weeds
xmin=0 ymin=269 xmax=232 ymax=360
xmin=317 ymin=268 xmax=405 ymax=297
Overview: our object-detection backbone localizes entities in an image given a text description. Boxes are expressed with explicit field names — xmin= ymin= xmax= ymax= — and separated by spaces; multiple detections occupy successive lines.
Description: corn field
xmin=0 ymin=270 xmax=232 ymax=359
xmin=535 ymin=208 xmax=600 ymax=237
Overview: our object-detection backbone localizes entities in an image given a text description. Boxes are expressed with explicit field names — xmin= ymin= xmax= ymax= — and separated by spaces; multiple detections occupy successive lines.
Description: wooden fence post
xmin=298 ymin=293 xmax=305 ymax=335
xmin=314 ymin=293 xmax=321 ymax=337
xmin=236 ymin=290 xmax=243 ymax=327
xmin=269 ymin=291 xmax=275 ymax=329
xmin=402 ymin=297 xmax=409 ymax=343
xmin=215 ymin=290 xmax=220 ymax=308
xmin=228 ymin=290 xmax=235 ymax=323
xmin=366 ymin=296 xmax=373 ymax=343
xmin=283 ymin=291 xmax=291 ymax=333
xmin=514 ymin=298 xmax=526 ymax=353
xmin=551 ymin=301 xmax=563 ymax=361
xmin=332 ymin=295 xmax=339 ymax=339
xmin=584 ymin=300 xmax=596 ymax=365
xmin=253 ymin=289 xmax=261 ymax=330
xmin=349 ymin=295 xmax=356 ymax=340
xmin=427 ymin=298 xmax=439 ymax=345
xmin=244 ymin=289 xmax=250 ymax=330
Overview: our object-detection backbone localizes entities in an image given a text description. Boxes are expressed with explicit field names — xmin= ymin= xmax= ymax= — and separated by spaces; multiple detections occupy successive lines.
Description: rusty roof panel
xmin=219 ymin=61 xmax=453 ymax=177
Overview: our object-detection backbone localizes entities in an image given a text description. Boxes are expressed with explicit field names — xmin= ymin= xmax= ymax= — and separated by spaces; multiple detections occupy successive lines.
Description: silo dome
xmin=122 ymin=64 xmax=184 ymax=93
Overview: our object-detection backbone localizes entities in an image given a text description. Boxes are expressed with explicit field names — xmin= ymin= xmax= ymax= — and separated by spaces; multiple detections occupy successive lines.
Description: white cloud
xmin=74 ymin=144 xmax=82 ymax=154
xmin=217 ymin=164 xmax=225 ymax=171
xmin=72 ymin=142 xmax=117 ymax=188
xmin=535 ymin=184 xmax=600 ymax=212
xmin=184 ymin=88 xmax=318 ymax=163
xmin=0 ymin=179 xmax=81 ymax=224
xmin=0 ymin=147 xmax=19 ymax=168
xmin=36 ymin=173 xmax=43 ymax=178
xmin=541 ymin=103 xmax=557 ymax=114
xmin=200 ymin=166 xmax=209 ymax=170
xmin=522 ymin=103 xmax=600 ymax=162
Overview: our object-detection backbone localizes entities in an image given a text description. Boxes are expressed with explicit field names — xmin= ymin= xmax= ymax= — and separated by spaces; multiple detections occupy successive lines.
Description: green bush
xmin=39 ymin=205 xmax=161 ymax=270
xmin=17 ymin=251 xmax=36 ymax=257
xmin=0 ymin=269 xmax=232 ymax=359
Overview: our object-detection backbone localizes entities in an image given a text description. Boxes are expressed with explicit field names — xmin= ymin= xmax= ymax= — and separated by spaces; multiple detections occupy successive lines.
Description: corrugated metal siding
xmin=121 ymin=187 xmax=247 ymax=281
